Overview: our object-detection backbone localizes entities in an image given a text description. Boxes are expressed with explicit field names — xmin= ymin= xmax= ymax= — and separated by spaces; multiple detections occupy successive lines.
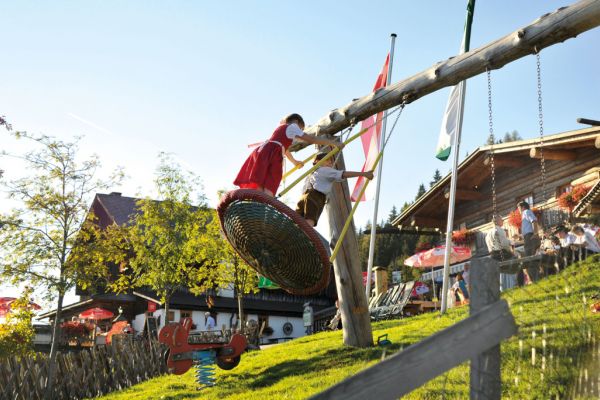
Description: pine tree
xmin=415 ymin=183 xmax=426 ymax=200
xmin=430 ymin=169 xmax=442 ymax=188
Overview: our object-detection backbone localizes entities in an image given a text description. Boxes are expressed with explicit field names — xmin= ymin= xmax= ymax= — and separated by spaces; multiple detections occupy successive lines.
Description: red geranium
xmin=557 ymin=185 xmax=590 ymax=211
xmin=508 ymin=208 xmax=543 ymax=229
xmin=452 ymin=228 xmax=475 ymax=245
xmin=60 ymin=321 xmax=91 ymax=337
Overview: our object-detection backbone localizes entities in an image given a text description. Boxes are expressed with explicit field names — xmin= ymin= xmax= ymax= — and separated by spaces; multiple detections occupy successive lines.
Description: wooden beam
xmin=577 ymin=117 xmax=600 ymax=126
xmin=483 ymin=156 xmax=526 ymax=168
xmin=595 ymin=135 xmax=600 ymax=149
xmin=529 ymin=147 xmax=577 ymax=160
xmin=292 ymin=0 xmax=600 ymax=147
xmin=444 ymin=188 xmax=484 ymax=201
xmin=308 ymin=300 xmax=517 ymax=400
xmin=410 ymin=216 xmax=445 ymax=228
xmin=326 ymin=151 xmax=373 ymax=348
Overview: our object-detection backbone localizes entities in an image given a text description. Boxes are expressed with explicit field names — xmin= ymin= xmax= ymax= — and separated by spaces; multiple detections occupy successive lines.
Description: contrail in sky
xmin=67 ymin=112 xmax=196 ymax=171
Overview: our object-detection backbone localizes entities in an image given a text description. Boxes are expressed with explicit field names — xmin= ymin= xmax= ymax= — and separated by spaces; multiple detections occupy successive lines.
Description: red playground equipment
xmin=159 ymin=317 xmax=247 ymax=388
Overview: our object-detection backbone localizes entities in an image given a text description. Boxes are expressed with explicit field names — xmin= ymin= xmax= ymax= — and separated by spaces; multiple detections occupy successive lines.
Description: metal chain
xmin=487 ymin=69 xmax=504 ymax=263
xmin=536 ymin=51 xmax=547 ymax=208
xmin=487 ymin=69 xmax=498 ymax=221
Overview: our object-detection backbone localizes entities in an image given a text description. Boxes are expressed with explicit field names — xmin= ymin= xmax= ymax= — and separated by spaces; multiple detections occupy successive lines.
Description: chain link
xmin=487 ymin=69 xmax=504 ymax=263
xmin=487 ymin=69 xmax=498 ymax=221
xmin=536 ymin=51 xmax=547 ymax=208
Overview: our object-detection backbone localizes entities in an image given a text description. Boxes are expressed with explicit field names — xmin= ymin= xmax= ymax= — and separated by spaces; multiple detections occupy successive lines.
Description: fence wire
xmin=402 ymin=254 xmax=600 ymax=399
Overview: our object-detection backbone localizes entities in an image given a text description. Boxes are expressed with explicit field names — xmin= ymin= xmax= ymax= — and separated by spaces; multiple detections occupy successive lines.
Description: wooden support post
xmin=470 ymin=232 xmax=501 ymax=400
xmin=289 ymin=0 xmax=600 ymax=147
xmin=327 ymin=151 xmax=373 ymax=348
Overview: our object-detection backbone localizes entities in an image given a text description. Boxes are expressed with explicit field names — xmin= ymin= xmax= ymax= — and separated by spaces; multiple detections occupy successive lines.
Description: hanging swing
xmin=218 ymin=105 xmax=405 ymax=295
xmin=217 ymin=188 xmax=332 ymax=296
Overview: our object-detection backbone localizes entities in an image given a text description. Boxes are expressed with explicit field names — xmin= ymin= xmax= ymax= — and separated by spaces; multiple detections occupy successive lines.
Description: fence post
xmin=470 ymin=232 xmax=501 ymax=400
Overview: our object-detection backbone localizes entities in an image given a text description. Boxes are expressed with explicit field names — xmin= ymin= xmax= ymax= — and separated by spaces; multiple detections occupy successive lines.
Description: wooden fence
xmin=0 ymin=338 xmax=167 ymax=400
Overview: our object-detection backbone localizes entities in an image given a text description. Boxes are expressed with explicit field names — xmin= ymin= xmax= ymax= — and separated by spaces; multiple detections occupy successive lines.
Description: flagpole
xmin=440 ymin=0 xmax=475 ymax=315
xmin=365 ymin=33 xmax=396 ymax=300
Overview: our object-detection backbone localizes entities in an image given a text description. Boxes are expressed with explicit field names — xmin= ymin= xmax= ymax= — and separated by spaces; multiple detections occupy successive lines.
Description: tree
xmin=430 ymin=169 xmax=442 ymax=188
xmin=107 ymin=154 xmax=224 ymax=328
xmin=0 ymin=131 xmax=121 ymax=399
xmin=0 ymin=289 xmax=35 ymax=359
xmin=415 ymin=183 xmax=426 ymax=200
xmin=213 ymin=247 xmax=258 ymax=331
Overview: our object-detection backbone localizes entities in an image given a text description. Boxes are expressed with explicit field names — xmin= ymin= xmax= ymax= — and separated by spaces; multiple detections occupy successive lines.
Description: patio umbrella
xmin=0 ymin=297 xmax=42 ymax=317
xmin=79 ymin=307 xmax=114 ymax=320
xmin=403 ymin=245 xmax=471 ymax=268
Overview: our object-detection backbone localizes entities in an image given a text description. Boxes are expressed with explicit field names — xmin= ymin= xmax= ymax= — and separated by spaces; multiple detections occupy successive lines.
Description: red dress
xmin=234 ymin=124 xmax=295 ymax=194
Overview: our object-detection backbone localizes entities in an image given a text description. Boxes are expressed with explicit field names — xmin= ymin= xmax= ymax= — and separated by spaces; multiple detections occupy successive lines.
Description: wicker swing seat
xmin=217 ymin=189 xmax=331 ymax=296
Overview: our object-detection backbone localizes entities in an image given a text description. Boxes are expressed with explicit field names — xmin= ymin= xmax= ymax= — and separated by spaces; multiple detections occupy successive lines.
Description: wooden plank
xmin=293 ymin=0 xmax=600 ymax=145
xmin=529 ymin=147 xmax=577 ymax=160
xmin=410 ymin=216 xmax=445 ymax=228
xmin=309 ymin=300 xmax=516 ymax=400
xmin=483 ymin=156 xmax=526 ymax=168
xmin=444 ymin=188 xmax=484 ymax=201
xmin=596 ymin=135 xmax=600 ymax=149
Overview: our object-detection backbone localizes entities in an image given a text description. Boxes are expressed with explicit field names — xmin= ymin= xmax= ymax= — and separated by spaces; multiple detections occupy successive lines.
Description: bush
xmin=0 ymin=297 xmax=35 ymax=358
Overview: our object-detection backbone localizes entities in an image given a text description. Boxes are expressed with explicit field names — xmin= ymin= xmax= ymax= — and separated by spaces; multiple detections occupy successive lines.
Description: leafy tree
xmin=0 ymin=132 xmax=122 ymax=398
xmin=0 ymin=289 xmax=35 ymax=359
xmin=415 ymin=183 xmax=426 ymax=200
xmin=430 ymin=169 xmax=442 ymax=188
xmin=105 ymin=154 xmax=224 ymax=328
xmin=213 ymin=246 xmax=258 ymax=330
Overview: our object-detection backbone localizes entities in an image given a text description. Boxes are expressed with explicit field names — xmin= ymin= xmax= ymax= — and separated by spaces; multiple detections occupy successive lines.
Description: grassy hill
xmin=99 ymin=255 xmax=600 ymax=400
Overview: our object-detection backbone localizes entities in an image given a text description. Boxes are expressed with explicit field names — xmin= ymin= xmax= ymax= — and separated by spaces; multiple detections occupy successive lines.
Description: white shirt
xmin=521 ymin=209 xmax=537 ymax=235
xmin=485 ymin=226 xmax=511 ymax=252
xmin=302 ymin=166 xmax=344 ymax=195
xmin=560 ymin=233 xmax=577 ymax=248
xmin=286 ymin=123 xmax=304 ymax=140
xmin=205 ymin=316 xmax=216 ymax=331
xmin=574 ymin=230 xmax=600 ymax=253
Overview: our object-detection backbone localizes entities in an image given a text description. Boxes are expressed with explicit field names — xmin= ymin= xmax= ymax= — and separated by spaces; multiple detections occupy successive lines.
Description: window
xmin=180 ymin=310 xmax=192 ymax=321
xmin=167 ymin=311 xmax=175 ymax=323
xmin=556 ymin=184 xmax=572 ymax=198
xmin=516 ymin=193 xmax=534 ymax=207
xmin=258 ymin=315 xmax=269 ymax=331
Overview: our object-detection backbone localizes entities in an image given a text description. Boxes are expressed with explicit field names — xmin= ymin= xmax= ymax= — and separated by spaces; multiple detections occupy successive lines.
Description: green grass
xmin=99 ymin=255 xmax=600 ymax=400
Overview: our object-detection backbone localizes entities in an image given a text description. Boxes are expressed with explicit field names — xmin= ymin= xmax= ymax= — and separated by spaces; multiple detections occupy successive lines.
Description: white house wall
xmin=133 ymin=309 xmax=304 ymax=340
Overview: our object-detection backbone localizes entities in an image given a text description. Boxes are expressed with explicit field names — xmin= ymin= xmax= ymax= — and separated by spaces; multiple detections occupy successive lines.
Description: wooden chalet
xmin=393 ymin=127 xmax=600 ymax=235
xmin=39 ymin=192 xmax=335 ymax=341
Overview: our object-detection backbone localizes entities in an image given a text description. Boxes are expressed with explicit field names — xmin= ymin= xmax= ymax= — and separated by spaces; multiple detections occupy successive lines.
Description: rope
xmin=278 ymin=105 xmax=404 ymax=198
xmin=329 ymin=103 xmax=406 ymax=262
xmin=282 ymin=125 xmax=355 ymax=180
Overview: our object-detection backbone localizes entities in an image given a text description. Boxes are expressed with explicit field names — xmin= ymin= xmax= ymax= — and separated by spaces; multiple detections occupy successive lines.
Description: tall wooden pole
xmin=290 ymin=0 xmax=600 ymax=145
xmin=327 ymin=150 xmax=373 ymax=348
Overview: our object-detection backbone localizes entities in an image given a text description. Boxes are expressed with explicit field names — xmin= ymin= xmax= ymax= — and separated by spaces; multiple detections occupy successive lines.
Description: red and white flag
xmin=351 ymin=54 xmax=390 ymax=202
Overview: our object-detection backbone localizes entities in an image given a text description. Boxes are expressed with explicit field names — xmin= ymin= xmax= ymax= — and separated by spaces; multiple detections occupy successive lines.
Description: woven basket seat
xmin=217 ymin=189 xmax=331 ymax=295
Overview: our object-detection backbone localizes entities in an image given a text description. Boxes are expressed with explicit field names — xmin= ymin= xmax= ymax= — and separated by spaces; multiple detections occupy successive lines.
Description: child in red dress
xmin=234 ymin=113 xmax=344 ymax=196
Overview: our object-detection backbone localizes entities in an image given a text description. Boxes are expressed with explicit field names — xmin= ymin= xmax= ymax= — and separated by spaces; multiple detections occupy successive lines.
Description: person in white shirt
xmin=295 ymin=153 xmax=373 ymax=227
xmin=572 ymin=225 xmax=600 ymax=254
xmin=485 ymin=215 xmax=514 ymax=261
xmin=205 ymin=312 xmax=216 ymax=331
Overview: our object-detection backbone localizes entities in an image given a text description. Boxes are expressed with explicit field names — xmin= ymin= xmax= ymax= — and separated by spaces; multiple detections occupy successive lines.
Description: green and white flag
xmin=435 ymin=0 xmax=475 ymax=161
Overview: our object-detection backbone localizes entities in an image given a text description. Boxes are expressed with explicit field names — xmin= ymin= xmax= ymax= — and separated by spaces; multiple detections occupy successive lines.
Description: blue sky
xmin=1 ymin=1 xmax=599 ymax=305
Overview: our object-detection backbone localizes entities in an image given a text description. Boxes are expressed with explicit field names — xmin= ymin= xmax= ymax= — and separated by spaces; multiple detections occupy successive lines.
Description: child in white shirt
xmin=296 ymin=153 xmax=373 ymax=227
